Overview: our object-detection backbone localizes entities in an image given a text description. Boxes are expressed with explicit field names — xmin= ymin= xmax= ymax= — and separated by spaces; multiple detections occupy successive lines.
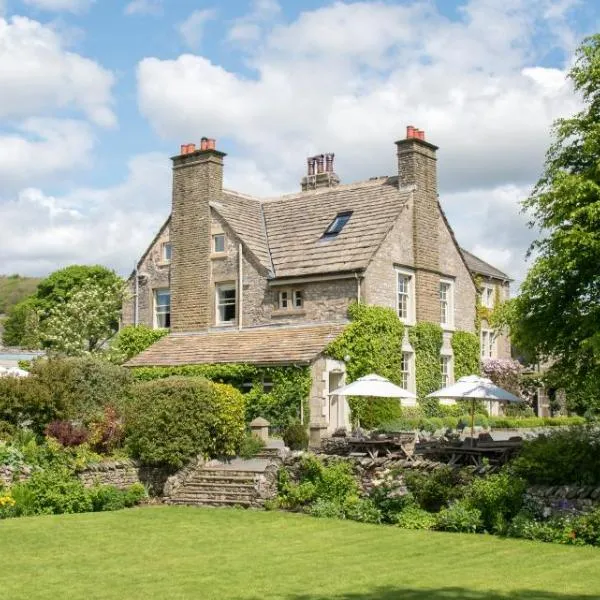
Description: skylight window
xmin=323 ymin=211 xmax=352 ymax=236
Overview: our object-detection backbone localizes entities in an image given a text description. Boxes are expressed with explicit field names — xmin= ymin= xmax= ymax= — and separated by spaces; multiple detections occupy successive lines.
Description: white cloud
xmin=0 ymin=118 xmax=95 ymax=191
xmin=178 ymin=8 xmax=216 ymax=50
xmin=0 ymin=154 xmax=171 ymax=276
xmin=22 ymin=0 xmax=93 ymax=13
xmin=228 ymin=0 xmax=280 ymax=43
xmin=0 ymin=17 xmax=115 ymax=127
xmin=124 ymin=0 xmax=162 ymax=16
xmin=136 ymin=0 xmax=583 ymax=280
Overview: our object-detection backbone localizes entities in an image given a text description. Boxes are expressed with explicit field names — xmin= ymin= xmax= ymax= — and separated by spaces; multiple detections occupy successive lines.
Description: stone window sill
xmin=272 ymin=309 xmax=306 ymax=317
xmin=211 ymin=253 xmax=227 ymax=260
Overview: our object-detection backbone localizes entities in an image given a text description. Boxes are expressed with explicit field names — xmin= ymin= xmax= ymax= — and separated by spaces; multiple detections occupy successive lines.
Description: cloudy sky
xmin=0 ymin=0 xmax=596 ymax=287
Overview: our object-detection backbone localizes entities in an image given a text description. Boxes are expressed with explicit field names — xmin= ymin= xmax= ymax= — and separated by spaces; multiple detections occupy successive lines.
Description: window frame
xmin=481 ymin=283 xmax=495 ymax=309
xmin=216 ymin=282 xmax=237 ymax=325
xmin=440 ymin=354 xmax=453 ymax=387
xmin=153 ymin=288 xmax=171 ymax=329
xmin=480 ymin=328 xmax=496 ymax=359
xmin=400 ymin=351 xmax=415 ymax=392
xmin=161 ymin=242 xmax=172 ymax=263
xmin=395 ymin=267 xmax=415 ymax=325
xmin=275 ymin=288 xmax=304 ymax=312
xmin=323 ymin=211 xmax=352 ymax=237
xmin=213 ymin=233 xmax=226 ymax=254
xmin=439 ymin=278 xmax=455 ymax=329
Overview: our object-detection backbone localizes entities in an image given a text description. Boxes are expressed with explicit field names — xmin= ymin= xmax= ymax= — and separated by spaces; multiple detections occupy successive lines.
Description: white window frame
xmin=480 ymin=329 xmax=496 ymax=359
xmin=400 ymin=351 xmax=416 ymax=393
xmin=161 ymin=242 xmax=172 ymax=263
xmin=276 ymin=289 xmax=304 ymax=311
xmin=481 ymin=283 xmax=495 ymax=309
xmin=396 ymin=268 xmax=415 ymax=325
xmin=439 ymin=278 xmax=455 ymax=329
xmin=216 ymin=283 xmax=236 ymax=325
xmin=153 ymin=288 xmax=171 ymax=329
xmin=440 ymin=354 xmax=453 ymax=387
xmin=213 ymin=233 xmax=225 ymax=254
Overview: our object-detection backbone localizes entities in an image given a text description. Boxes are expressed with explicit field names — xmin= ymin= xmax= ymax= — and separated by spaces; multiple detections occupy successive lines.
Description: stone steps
xmin=167 ymin=465 xmax=272 ymax=508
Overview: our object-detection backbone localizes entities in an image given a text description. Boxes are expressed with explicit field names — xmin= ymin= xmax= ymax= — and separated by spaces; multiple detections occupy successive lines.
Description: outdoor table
xmin=347 ymin=438 xmax=405 ymax=459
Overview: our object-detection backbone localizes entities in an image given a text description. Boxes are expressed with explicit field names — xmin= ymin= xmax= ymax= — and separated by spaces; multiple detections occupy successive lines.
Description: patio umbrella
xmin=329 ymin=374 xmax=417 ymax=428
xmin=427 ymin=375 xmax=522 ymax=438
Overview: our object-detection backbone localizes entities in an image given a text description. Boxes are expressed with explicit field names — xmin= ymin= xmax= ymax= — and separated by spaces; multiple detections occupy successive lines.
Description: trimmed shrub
xmin=88 ymin=485 xmax=126 ymax=512
xmin=124 ymin=376 xmax=246 ymax=468
xmin=45 ymin=421 xmax=89 ymax=447
xmin=394 ymin=506 xmax=436 ymax=530
xmin=283 ymin=423 xmax=309 ymax=450
xmin=463 ymin=472 xmax=526 ymax=534
xmin=510 ymin=427 xmax=600 ymax=486
xmin=0 ymin=376 xmax=56 ymax=434
xmin=108 ymin=325 xmax=168 ymax=364
xmin=436 ymin=501 xmax=482 ymax=533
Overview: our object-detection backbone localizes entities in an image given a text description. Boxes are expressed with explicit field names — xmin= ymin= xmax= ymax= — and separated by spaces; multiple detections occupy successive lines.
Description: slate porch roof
xmin=125 ymin=323 xmax=347 ymax=368
xmin=460 ymin=248 xmax=511 ymax=281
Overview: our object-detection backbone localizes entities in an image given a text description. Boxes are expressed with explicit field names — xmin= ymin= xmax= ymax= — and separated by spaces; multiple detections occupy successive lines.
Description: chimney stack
xmin=395 ymin=125 xmax=440 ymax=322
xmin=301 ymin=152 xmax=340 ymax=191
xmin=170 ymin=138 xmax=226 ymax=332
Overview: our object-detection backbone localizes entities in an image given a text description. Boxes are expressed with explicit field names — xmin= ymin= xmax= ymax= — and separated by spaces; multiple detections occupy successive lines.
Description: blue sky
xmin=0 ymin=0 xmax=597 ymax=283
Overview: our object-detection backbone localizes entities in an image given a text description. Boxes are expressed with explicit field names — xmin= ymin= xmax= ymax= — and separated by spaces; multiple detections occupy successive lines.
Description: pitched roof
xmin=261 ymin=177 xmax=412 ymax=278
xmin=460 ymin=248 xmax=511 ymax=281
xmin=125 ymin=323 xmax=347 ymax=367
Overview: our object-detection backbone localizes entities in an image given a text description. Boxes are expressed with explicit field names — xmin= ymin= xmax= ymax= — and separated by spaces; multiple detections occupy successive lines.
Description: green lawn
xmin=1 ymin=507 xmax=599 ymax=600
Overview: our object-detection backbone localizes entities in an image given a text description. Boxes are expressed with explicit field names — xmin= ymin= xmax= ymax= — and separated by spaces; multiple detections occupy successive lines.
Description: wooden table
xmin=347 ymin=439 xmax=406 ymax=459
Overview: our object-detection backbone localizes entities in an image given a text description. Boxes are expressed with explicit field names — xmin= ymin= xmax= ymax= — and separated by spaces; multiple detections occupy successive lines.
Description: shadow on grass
xmin=282 ymin=587 xmax=598 ymax=600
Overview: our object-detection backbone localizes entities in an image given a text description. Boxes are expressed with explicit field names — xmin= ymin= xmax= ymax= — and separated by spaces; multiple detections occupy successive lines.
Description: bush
xmin=394 ymin=506 xmax=436 ymax=530
xmin=463 ymin=472 xmax=526 ymax=534
xmin=0 ymin=376 xmax=56 ymax=434
xmin=123 ymin=483 xmax=147 ymax=507
xmin=88 ymin=485 xmax=126 ymax=512
xmin=436 ymin=501 xmax=482 ymax=533
xmin=45 ymin=421 xmax=89 ymax=447
xmin=510 ymin=427 xmax=600 ymax=485
xmin=88 ymin=406 xmax=125 ymax=454
xmin=238 ymin=434 xmax=266 ymax=459
xmin=29 ymin=357 xmax=132 ymax=423
xmin=404 ymin=466 xmax=472 ymax=513
xmin=108 ymin=325 xmax=169 ymax=364
xmin=352 ymin=398 xmax=402 ymax=430
xmin=572 ymin=508 xmax=600 ymax=546
xmin=283 ymin=423 xmax=308 ymax=450
xmin=308 ymin=498 xmax=346 ymax=519
xmin=343 ymin=496 xmax=382 ymax=524
xmin=507 ymin=512 xmax=580 ymax=545
xmin=10 ymin=467 xmax=92 ymax=516
xmin=125 ymin=377 xmax=246 ymax=469
xmin=369 ymin=484 xmax=416 ymax=524
xmin=423 ymin=416 xmax=444 ymax=433
xmin=489 ymin=416 xmax=586 ymax=429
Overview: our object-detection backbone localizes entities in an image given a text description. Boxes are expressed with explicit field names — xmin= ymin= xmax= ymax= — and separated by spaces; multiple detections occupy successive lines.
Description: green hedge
xmin=124 ymin=376 xmax=246 ymax=468
xmin=489 ymin=416 xmax=586 ymax=429
xmin=409 ymin=323 xmax=443 ymax=416
xmin=131 ymin=364 xmax=310 ymax=429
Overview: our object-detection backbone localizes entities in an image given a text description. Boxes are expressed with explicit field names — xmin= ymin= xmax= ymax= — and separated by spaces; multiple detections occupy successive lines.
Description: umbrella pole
xmin=470 ymin=399 xmax=475 ymax=440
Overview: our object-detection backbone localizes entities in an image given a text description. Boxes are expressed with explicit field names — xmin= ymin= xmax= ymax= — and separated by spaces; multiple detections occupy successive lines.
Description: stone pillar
xmin=309 ymin=424 xmax=328 ymax=449
xmin=250 ymin=417 xmax=270 ymax=442
xmin=170 ymin=140 xmax=226 ymax=332
xmin=396 ymin=128 xmax=440 ymax=323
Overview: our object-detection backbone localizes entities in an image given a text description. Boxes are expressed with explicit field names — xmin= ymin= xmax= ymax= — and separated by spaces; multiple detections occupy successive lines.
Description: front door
xmin=328 ymin=372 xmax=345 ymax=432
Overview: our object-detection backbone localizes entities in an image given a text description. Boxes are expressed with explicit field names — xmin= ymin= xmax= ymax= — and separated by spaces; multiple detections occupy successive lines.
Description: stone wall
xmin=122 ymin=222 xmax=171 ymax=328
xmin=526 ymin=485 xmax=600 ymax=517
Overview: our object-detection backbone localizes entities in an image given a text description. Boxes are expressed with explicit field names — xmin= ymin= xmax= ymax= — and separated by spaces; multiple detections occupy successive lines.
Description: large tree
xmin=512 ymin=34 xmax=600 ymax=414
xmin=2 ymin=265 xmax=123 ymax=349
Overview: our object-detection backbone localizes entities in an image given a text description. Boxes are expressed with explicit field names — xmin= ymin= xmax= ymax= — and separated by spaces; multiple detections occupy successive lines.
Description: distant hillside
xmin=0 ymin=275 xmax=41 ymax=314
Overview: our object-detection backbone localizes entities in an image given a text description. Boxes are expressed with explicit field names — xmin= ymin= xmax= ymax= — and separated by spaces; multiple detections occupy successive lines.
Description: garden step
xmin=199 ymin=470 xmax=262 ymax=479
xmin=176 ymin=484 xmax=256 ymax=494
xmin=188 ymin=475 xmax=257 ymax=484
xmin=170 ymin=492 xmax=256 ymax=502
xmin=169 ymin=498 xmax=254 ymax=507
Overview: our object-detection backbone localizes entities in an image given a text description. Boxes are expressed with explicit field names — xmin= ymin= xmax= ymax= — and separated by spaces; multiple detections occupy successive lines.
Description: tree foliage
xmin=2 ymin=265 xmax=123 ymax=349
xmin=512 ymin=35 xmax=600 ymax=412
xmin=108 ymin=325 xmax=169 ymax=364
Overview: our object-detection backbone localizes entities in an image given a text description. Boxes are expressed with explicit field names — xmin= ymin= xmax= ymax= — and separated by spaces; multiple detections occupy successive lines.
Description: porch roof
xmin=125 ymin=323 xmax=347 ymax=368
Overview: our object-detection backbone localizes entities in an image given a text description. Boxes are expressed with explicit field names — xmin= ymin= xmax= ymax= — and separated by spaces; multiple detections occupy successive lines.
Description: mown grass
xmin=1 ymin=506 xmax=599 ymax=600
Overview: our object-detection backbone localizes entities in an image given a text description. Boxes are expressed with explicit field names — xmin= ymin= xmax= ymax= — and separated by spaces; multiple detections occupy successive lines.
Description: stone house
xmin=125 ymin=128 xmax=511 ymax=433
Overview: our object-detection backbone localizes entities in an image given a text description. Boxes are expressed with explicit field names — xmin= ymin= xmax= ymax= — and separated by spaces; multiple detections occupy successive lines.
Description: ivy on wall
xmin=131 ymin=364 xmax=311 ymax=429
xmin=409 ymin=322 xmax=443 ymax=416
xmin=451 ymin=331 xmax=480 ymax=379
xmin=326 ymin=303 xmax=405 ymax=428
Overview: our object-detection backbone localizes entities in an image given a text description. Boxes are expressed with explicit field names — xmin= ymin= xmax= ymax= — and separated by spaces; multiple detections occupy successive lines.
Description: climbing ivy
xmin=409 ymin=322 xmax=443 ymax=416
xmin=326 ymin=303 xmax=405 ymax=428
xmin=451 ymin=331 xmax=480 ymax=380
xmin=131 ymin=363 xmax=311 ymax=429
